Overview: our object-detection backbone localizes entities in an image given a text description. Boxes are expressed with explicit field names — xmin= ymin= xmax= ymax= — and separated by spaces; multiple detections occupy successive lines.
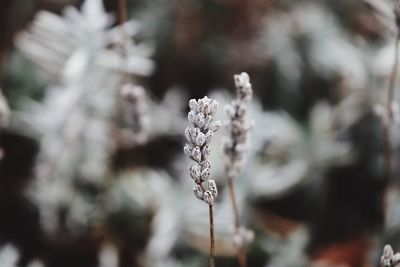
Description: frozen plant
xmin=184 ymin=96 xmax=221 ymax=267
xmin=381 ymin=244 xmax=400 ymax=267
xmin=223 ymin=72 xmax=254 ymax=267
xmin=121 ymin=84 xmax=148 ymax=144
xmin=224 ymin=72 xmax=253 ymax=180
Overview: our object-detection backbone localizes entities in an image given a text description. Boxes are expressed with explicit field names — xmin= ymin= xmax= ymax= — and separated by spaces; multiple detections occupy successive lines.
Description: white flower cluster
xmin=381 ymin=244 xmax=400 ymax=267
xmin=224 ymin=72 xmax=253 ymax=179
xmin=121 ymin=84 xmax=148 ymax=144
xmin=184 ymin=97 xmax=221 ymax=205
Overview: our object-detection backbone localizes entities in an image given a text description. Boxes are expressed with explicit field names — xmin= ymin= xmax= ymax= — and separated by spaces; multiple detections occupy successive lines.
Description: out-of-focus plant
xmin=223 ymin=72 xmax=254 ymax=267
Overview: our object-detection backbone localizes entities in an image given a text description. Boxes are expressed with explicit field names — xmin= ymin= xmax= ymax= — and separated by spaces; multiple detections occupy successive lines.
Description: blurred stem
xmin=209 ymin=204 xmax=216 ymax=267
xmin=118 ymin=0 xmax=128 ymax=26
xmin=118 ymin=0 xmax=129 ymax=83
xmin=384 ymin=34 xmax=400 ymax=183
xmin=228 ymin=179 xmax=247 ymax=267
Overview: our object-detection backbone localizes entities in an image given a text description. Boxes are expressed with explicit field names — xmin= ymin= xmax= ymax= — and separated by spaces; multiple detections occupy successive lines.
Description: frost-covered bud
xmin=185 ymin=127 xmax=193 ymax=143
xmin=393 ymin=253 xmax=400 ymax=266
xmin=193 ymin=185 xmax=204 ymax=200
xmin=200 ymin=168 xmax=210 ymax=182
xmin=234 ymin=72 xmax=252 ymax=101
xmin=188 ymin=111 xmax=197 ymax=125
xmin=204 ymin=115 xmax=213 ymax=129
xmin=209 ymin=100 xmax=218 ymax=115
xmin=203 ymin=191 xmax=214 ymax=205
xmin=183 ymin=144 xmax=192 ymax=157
xmin=189 ymin=99 xmax=197 ymax=110
xmin=195 ymin=113 xmax=205 ymax=128
xmin=201 ymin=160 xmax=211 ymax=171
xmin=201 ymin=144 xmax=211 ymax=158
xmin=189 ymin=163 xmax=201 ymax=182
xmin=210 ymin=121 xmax=222 ymax=132
xmin=208 ymin=180 xmax=218 ymax=198
xmin=205 ymin=130 xmax=214 ymax=144
xmin=195 ymin=132 xmax=206 ymax=147
xmin=383 ymin=245 xmax=394 ymax=259
xmin=381 ymin=244 xmax=396 ymax=267
xmin=191 ymin=146 xmax=202 ymax=162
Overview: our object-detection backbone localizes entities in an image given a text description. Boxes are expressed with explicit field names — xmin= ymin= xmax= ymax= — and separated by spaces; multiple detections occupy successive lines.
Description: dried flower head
xmin=224 ymin=72 xmax=253 ymax=179
xmin=381 ymin=244 xmax=400 ymax=267
xmin=121 ymin=84 xmax=148 ymax=144
xmin=184 ymin=96 xmax=221 ymax=205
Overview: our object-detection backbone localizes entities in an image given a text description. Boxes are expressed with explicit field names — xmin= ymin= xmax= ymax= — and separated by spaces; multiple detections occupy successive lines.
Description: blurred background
xmin=0 ymin=0 xmax=399 ymax=266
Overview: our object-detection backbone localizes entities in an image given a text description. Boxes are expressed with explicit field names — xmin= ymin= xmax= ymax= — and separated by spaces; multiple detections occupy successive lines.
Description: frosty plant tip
xmin=381 ymin=244 xmax=400 ymax=267
xmin=224 ymin=72 xmax=253 ymax=180
xmin=224 ymin=72 xmax=254 ymax=267
xmin=184 ymin=96 xmax=221 ymax=205
xmin=184 ymin=96 xmax=221 ymax=267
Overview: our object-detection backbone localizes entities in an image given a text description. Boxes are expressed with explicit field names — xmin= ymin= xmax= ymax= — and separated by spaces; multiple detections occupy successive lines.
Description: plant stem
xmin=209 ymin=204 xmax=216 ymax=267
xmin=384 ymin=34 xmax=400 ymax=184
xmin=228 ymin=179 xmax=248 ymax=267
xmin=118 ymin=0 xmax=129 ymax=84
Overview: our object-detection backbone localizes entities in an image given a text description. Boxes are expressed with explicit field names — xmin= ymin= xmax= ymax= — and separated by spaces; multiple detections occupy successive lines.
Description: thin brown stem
xmin=384 ymin=35 xmax=400 ymax=184
xmin=228 ymin=179 xmax=248 ymax=267
xmin=209 ymin=204 xmax=216 ymax=267
xmin=228 ymin=179 xmax=240 ymax=228
xmin=118 ymin=0 xmax=128 ymax=27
